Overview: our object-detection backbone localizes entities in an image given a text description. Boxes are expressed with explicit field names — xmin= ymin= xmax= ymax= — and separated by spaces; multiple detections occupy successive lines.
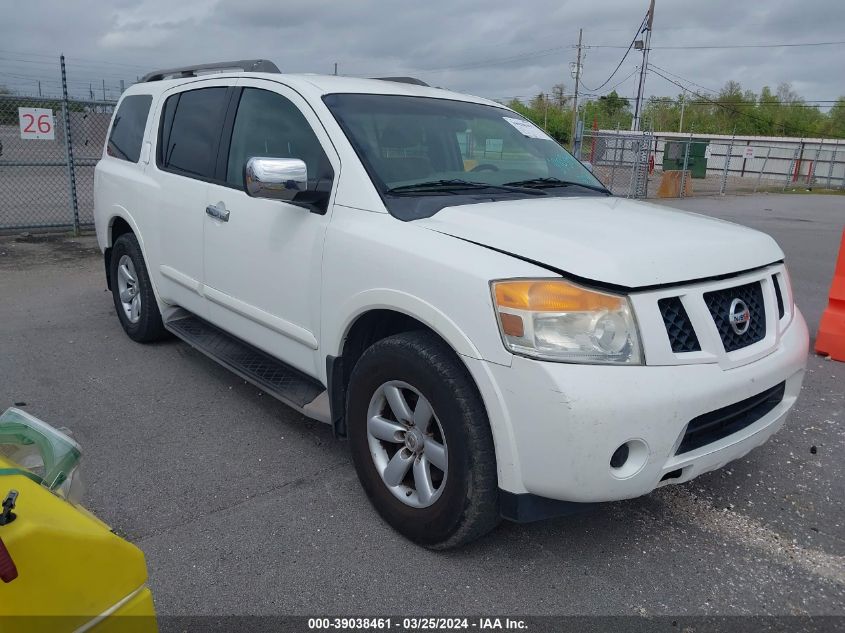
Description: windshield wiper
xmin=503 ymin=177 xmax=610 ymax=194
xmin=385 ymin=179 xmax=545 ymax=196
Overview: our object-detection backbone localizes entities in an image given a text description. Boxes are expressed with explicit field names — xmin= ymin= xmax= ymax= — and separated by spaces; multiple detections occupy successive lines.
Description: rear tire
xmin=347 ymin=331 xmax=500 ymax=549
xmin=110 ymin=233 xmax=167 ymax=343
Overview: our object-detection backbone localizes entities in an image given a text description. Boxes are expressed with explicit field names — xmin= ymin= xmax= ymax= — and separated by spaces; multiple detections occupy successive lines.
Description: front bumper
xmin=477 ymin=308 xmax=809 ymax=503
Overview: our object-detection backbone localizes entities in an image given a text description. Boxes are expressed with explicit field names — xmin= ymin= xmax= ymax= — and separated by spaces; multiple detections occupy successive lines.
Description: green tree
xmin=822 ymin=98 xmax=845 ymax=138
xmin=512 ymin=82 xmax=844 ymax=139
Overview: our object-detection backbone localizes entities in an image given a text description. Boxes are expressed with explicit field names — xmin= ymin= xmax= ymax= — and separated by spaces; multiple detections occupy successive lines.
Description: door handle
xmin=205 ymin=203 xmax=230 ymax=222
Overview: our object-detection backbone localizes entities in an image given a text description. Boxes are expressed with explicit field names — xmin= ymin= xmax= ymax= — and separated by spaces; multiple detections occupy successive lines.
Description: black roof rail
xmin=371 ymin=76 xmax=430 ymax=87
xmin=141 ymin=59 xmax=280 ymax=82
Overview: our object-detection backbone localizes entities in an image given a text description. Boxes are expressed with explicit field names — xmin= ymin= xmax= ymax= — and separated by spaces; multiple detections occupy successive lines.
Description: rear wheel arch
xmin=104 ymin=215 xmax=136 ymax=289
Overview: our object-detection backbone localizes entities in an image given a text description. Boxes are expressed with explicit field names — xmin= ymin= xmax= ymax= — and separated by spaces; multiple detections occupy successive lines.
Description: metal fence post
xmin=720 ymin=134 xmax=734 ymax=196
xmin=827 ymin=141 xmax=838 ymax=189
xmin=608 ymin=125 xmax=620 ymax=194
xmin=753 ymin=146 xmax=772 ymax=193
xmin=60 ymin=55 xmax=80 ymax=235
xmin=783 ymin=146 xmax=800 ymax=191
xmin=808 ymin=142 xmax=822 ymax=185
xmin=679 ymin=136 xmax=691 ymax=198
xmin=627 ymin=138 xmax=640 ymax=199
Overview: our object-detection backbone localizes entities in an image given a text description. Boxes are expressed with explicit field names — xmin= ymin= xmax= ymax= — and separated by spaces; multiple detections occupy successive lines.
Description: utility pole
xmin=543 ymin=94 xmax=549 ymax=131
xmin=570 ymin=28 xmax=583 ymax=151
xmin=632 ymin=0 xmax=655 ymax=131
xmin=333 ymin=62 xmax=338 ymax=76
xmin=102 ymin=78 xmax=106 ymax=101
xmin=678 ymin=89 xmax=686 ymax=133
xmin=37 ymin=80 xmax=42 ymax=97
xmin=119 ymin=79 xmax=125 ymax=94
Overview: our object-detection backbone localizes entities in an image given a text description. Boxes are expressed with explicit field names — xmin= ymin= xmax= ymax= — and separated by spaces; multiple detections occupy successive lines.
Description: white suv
xmin=94 ymin=60 xmax=809 ymax=548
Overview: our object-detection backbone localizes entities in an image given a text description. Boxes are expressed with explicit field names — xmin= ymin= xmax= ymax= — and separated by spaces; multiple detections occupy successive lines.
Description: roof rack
xmin=371 ymin=77 xmax=430 ymax=87
xmin=141 ymin=59 xmax=280 ymax=82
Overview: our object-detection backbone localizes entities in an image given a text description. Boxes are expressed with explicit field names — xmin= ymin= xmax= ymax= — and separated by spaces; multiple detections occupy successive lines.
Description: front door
xmin=203 ymin=81 xmax=339 ymax=377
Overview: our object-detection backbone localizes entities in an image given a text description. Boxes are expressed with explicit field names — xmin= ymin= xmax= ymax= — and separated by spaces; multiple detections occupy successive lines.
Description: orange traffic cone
xmin=815 ymin=228 xmax=845 ymax=361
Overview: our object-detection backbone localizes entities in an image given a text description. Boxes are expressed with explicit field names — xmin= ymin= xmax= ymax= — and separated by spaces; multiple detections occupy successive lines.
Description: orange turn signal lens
xmin=493 ymin=279 xmax=623 ymax=312
xmin=499 ymin=312 xmax=525 ymax=337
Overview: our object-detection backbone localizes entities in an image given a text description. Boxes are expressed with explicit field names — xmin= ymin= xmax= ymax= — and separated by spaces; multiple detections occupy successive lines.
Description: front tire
xmin=347 ymin=331 xmax=500 ymax=549
xmin=110 ymin=233 xmax=167 ymax=342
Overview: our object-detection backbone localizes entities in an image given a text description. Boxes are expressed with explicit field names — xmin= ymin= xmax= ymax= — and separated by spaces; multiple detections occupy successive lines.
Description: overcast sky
xmin=1 ymin=0 xmax=844 ymax=106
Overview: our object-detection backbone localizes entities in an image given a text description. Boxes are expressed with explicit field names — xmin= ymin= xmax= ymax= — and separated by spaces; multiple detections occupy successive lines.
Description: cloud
xmin=1 ymin=0 xmax=843 ymax=106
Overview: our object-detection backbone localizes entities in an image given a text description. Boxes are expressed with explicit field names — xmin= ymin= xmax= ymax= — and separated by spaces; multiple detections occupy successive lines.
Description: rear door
xmin=203 ymin=80 xmax=340 ymax=377
xmin=150 ymin=81 xmax=232 ymax=316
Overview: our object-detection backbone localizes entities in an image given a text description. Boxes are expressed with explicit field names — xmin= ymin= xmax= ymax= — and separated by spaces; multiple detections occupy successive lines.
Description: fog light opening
xmin=608 ymin=439 xmax=649 ymax=479
xmin=610 ymin=443 xmax=630 ymax=469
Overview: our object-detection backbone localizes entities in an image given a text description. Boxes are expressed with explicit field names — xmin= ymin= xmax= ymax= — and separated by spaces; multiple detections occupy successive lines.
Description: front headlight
xmin=491 ymin=278 xmax=642 ymax=364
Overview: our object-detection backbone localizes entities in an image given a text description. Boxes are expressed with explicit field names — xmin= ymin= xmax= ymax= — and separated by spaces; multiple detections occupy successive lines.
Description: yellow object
xmin=493 ymin=279 xmax=624 ymax=312
xmin=0 ymin=457 xmax=157 ymax=633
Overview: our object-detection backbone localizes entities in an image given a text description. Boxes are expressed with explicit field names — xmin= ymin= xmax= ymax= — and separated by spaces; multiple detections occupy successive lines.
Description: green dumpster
xmin=663 ymin=139 xmax=709 ymax=178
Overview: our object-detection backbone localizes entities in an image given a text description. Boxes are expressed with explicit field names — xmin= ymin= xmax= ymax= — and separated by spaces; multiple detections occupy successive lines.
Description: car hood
xmin=414 ymin=196 xmax=783 ymax=288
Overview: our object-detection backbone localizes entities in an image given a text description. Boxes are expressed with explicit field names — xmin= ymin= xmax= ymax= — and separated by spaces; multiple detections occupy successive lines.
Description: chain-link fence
xmin=3 ymin=92 xmax=844 ymax=232
xmin=578 ymin=131 xmax=653 ymax=198
xmin=0 ymin=94 xmax=115 ymax=232
xmin=580 ymin=130 xmax=845 ymax=200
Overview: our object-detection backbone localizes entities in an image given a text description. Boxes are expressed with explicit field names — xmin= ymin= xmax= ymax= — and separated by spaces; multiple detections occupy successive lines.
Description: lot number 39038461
xmin=19 ymin=107 xmax=56 ymax=140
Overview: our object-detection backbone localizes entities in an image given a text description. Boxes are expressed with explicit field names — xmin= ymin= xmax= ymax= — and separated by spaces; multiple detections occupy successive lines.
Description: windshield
xmin=322 ymin=93 xmax=609 ymax=220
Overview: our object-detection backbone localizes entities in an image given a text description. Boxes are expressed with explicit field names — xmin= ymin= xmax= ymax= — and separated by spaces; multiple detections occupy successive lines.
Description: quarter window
xmin=159 ymin=87 xmax=229 ymax=179
xmin=107 ymin=95 xmax=152 ymax=163
xmin=226 ymin=88 xmax=333 ymax=190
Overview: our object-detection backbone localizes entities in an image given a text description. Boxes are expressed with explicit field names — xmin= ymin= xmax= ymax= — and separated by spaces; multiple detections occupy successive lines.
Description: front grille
xmin=658 ymin=297 xmax=701 ymax=353
xmin=676 ymin=382 xmax=786 ymax=455
xmin=703 ymin=281 xmax=766 ymax=352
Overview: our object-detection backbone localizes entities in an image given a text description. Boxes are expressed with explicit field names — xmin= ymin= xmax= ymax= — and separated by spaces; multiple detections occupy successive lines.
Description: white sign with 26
xmin=18 ymin=107 xmax=55 ymax=140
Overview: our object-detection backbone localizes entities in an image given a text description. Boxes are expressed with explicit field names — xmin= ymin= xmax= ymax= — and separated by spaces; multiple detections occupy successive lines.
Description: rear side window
xmin=107 ymin=95 xmax=152 ymax=163
xmin=158 ymin=87 xmax=229 ymax=179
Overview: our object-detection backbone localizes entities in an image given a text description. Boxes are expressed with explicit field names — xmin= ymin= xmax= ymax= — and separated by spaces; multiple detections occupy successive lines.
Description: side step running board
xmin=164 ymin=314 xmax=329 ymax=422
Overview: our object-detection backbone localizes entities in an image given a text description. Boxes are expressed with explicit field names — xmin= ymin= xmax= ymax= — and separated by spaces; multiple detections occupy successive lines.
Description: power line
xmin=415 ymin=45 xmax=576 ymax=73
xmin=414 ymin=36 xmax=845 ymax=75
xmin=582 ymin=12 xmax=648 ymax=92
xmin=581 ymin=66 xmax=640 ymax=97
xmin=645 ymin=64 xmax=841 ymax=106
xmin=645 ymin=64 xmax=840 ymax=138
xmin=0 ymin=49 xmax=148 ymax=69
xmin=647 ymin=63 xmax=716 ymax=95
xmin=586 ymin=39 xmax=845 ymax=50
xmin=0 ymin=58 xmax=136 ymax=81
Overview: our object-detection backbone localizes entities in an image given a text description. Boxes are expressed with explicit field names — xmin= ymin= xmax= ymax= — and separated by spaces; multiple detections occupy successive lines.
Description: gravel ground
xmin=0 ymin=193 xmax=842 ymax=618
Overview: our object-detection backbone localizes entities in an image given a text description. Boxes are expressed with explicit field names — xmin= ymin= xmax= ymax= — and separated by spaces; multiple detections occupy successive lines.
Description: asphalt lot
xmin=0 ymin=193 xmax=843 ymax=616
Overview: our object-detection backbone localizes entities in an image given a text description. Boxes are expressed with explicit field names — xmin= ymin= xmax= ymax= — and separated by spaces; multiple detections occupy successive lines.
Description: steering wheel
xmin=470 ymin=163 xmax=499 ymax=172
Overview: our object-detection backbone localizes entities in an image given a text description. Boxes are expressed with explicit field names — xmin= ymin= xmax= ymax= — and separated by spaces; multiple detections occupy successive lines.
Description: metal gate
xmin=579 ymin=130 xmax=653 ymax=198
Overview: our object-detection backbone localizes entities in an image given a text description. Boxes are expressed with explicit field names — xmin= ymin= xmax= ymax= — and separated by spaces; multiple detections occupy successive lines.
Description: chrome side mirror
xmin=245 ymin=157 xmax=308 ymax=201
